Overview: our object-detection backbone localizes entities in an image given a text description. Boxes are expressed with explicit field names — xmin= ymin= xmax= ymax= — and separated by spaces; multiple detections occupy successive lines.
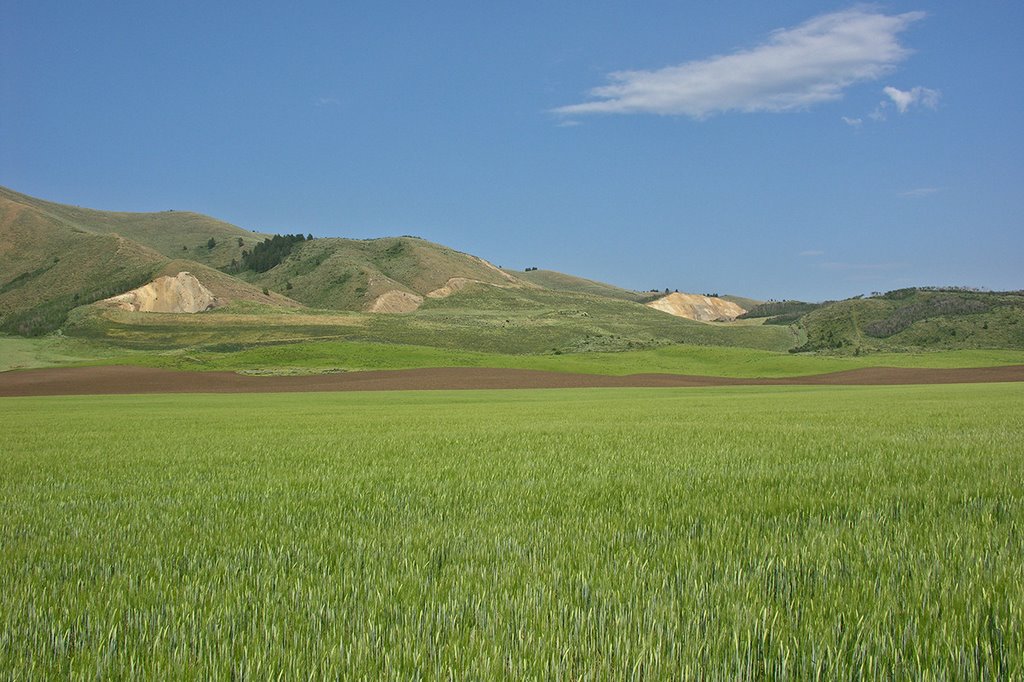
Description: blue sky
xmin=2 ymin=1 xmax=1022 ymax=300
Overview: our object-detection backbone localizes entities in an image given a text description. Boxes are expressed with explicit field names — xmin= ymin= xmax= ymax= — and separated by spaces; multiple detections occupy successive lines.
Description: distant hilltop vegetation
xmin=1 ymin=185 xmax=1021 ymax=355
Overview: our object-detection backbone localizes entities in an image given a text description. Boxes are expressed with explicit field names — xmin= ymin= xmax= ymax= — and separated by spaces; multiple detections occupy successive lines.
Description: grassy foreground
xmin=1 ymin=384 xmax=1022 ymax=677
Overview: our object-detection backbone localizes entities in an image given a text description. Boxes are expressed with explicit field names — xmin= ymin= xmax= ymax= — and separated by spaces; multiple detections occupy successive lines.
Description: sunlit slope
xmin=508 ymin=268 xmax=653 ymax=302
xmin=66 ymin=278 xmax=796 ymax=353
xmin=1 ymin=189 xmax=300 ymax=335
xmin=414 ymin=284 xmax=793 ymax=352
xmin=0 ymin=192 xmax=168 ymax=335
xmin=242 ymin=236 xmax=530 ymax=311
xmin=0 ymin=186 xmax=266 ymax=269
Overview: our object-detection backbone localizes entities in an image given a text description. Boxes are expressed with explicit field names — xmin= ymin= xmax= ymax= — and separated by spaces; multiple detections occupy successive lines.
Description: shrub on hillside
xmin=238 ymin=234 xmax=307 ymax=273
xmin=739 ymin=300 xmax=820 ymax=319
xmin=863 ymin=295 xmax=992 ymax=338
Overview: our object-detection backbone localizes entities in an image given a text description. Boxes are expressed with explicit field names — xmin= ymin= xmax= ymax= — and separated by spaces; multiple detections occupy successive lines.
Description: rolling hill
xmin=238 ymin=235 xmax=530 ymax=312
xmin=0 ymin=186 xmax=267 ymax=269
xmin=0 ymin=188 xmax=293 ymax=334
xmin=508 ymin=268 xmax=653 ymax=302
xmin=3 ymin=186 xmax=1021 ymax=360
xmin=790 ymin=289 xmax=1024 ymax=352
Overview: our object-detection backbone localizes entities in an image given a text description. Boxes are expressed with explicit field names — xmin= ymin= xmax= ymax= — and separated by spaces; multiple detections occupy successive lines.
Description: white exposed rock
xmin=104 ymin=272 xmax=217 ymax=313
xmin=646 ymin=292 xmax=746 ymax=322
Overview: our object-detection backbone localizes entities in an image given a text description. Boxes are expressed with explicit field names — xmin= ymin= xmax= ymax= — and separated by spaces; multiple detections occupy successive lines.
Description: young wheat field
xmin=1 ymin=384 xmax=1021 ymax=678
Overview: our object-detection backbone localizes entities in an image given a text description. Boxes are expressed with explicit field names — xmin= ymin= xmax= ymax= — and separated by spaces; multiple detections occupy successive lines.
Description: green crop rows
xmin=1 ymin=384 xmax=1022 ymax=677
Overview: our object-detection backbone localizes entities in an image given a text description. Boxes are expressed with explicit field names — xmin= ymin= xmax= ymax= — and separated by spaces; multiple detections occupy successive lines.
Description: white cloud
xmin=799 ymin=250 xmax=825 ymax=257
xmin=898 ymin=187 xmax=940 ymax=198
xmin=883 ymin=85 xmax=940 ymax=113
xmin=841 ymin=116 xmax=863 ymax=128
xmin=554 ymin=8 xmax=925 ymax=118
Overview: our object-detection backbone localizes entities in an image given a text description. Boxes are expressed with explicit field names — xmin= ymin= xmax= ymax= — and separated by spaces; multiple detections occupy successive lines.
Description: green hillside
xmin=0 ymin=186 xmax=266 ymax=269
xmin=4 ymin=186 xmax=1022 ymax=361
xmin=719 ymin=294 xmax=763 ymax=311
xmin=240 ymin=236 xmax=529 ymax=310
xmin=66 ymin=277 xmax=797 ymax=354
xmin=508 ymin=268 xmax=652 ymax=302
xmin=793 ymin=289 xmax=1024 ymax=352
xmin=0 ymin=189 xmax=297 ymax=335
xmin=0 ymin=192 xmax=167 ymax=335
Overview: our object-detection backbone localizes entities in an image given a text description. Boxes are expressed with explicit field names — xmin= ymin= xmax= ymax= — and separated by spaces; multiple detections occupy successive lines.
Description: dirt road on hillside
xmin=1 ymin=365 xmax=1022 ymax=397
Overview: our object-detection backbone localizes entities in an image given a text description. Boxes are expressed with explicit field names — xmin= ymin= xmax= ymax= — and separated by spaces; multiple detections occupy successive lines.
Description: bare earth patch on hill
xmin=2 ymin=365 xmax=1021 ymax=396
xmin=367 ymin=290 xmax=424 ymax=313
xmin=103 ymin=272 xmax=217 ymax=313
xmin=647 ymin=293 xmax=746 ymax=321
xmin=426 ymin=277 xmax=484 ymax=298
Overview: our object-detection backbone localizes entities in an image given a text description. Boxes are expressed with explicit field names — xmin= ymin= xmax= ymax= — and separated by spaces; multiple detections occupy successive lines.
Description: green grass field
xmin=2 ymin=384 xmax=1021 ymax=677
xmin=4 ymin=333 xmax=1023 ymax=377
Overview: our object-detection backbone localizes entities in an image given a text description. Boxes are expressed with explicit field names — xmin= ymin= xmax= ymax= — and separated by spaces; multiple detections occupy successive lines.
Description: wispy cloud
xmin=841 ymin=116 xmax=863 ymax=128
xmin=850 ymin=83 xmax=939 ymax=124
xmin=554 ymin=8 xmax=925 ymax=118
xmin=799 ymin=250 xmax=825 ymax=257
xmin=883 ymin=85 xmax=940 ymax=113
xmin=315 ymin=96 xmax=340 ymax=107
xmin=898 ymin=187 xmax=940 ymax=198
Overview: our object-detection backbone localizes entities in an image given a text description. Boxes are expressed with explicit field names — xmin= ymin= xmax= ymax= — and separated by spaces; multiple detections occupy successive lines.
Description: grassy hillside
xmin=7 ymin=186 xmax=1020 ymax=360
xmin=794 ymin=289 xmax=1024 ymax=352
xmin=719 ymin=294 xmax=762 ymax=311
xmin=739 ymin=300 xmax=823 ymax=325
xmin=0 ymin=189 xmax=301 ymax=335
xmin=0 ymin=186 xmax=266 ymax=269
xmin=508 ymin=268 xmax=652 ymax=302
xmin=63 ymin=277 xmax=798 ymax=355
xmin=239 ymin=236 xmax=528 ymax=311
xmin=150 ymin=259 xmax=302 ymax=309
xmin=0 ymin=192 xmax=168 ymax=335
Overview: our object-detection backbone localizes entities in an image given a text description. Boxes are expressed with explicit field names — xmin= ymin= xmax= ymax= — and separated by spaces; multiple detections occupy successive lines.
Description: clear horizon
xmin=2 ymin=2 xmax=1021 ymax=301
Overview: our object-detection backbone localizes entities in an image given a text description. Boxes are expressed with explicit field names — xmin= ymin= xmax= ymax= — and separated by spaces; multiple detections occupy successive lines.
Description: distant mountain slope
xmin=0 ymin=186 xmax=266 ymax=269
xmin=508 ymin=268 xmax=651 ymax=302
xmin=242 ymin=236 xmax=529 ymax=311
xmin=793 ymin=289 xmax=1024 ymax=352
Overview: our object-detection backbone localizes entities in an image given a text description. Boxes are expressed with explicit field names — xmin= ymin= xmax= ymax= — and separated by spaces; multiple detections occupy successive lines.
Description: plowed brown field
xmin=1 ymin=364 xmax=1022 ymax=397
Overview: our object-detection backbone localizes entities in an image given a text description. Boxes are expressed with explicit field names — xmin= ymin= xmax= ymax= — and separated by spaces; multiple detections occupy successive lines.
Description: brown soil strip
xmin=1 ymin=365 xmax=1023 ymax=397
